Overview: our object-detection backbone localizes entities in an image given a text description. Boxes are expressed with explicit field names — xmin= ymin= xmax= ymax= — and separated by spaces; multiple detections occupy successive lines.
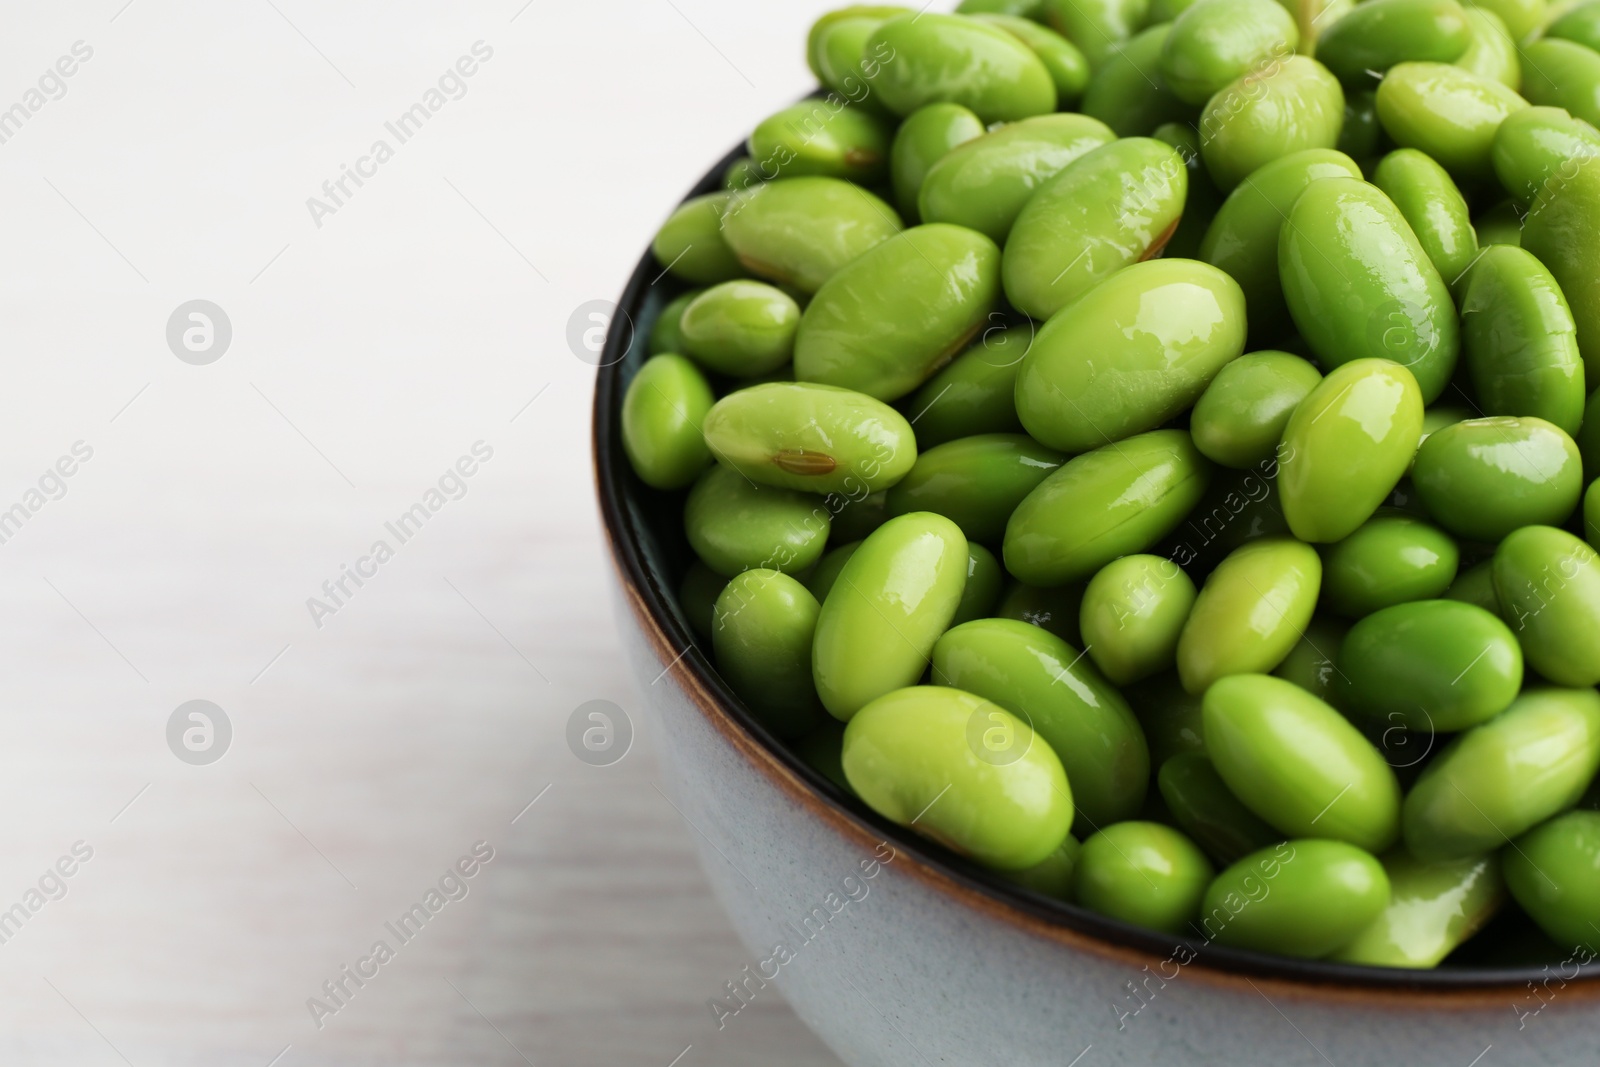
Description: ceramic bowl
xmin=591 ymin=145 xmax=1600 ymax=1067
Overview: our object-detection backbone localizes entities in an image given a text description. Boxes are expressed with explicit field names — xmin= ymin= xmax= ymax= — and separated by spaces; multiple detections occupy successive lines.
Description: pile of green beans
xmin=623 ymin=0 xmax=1600 ymax=968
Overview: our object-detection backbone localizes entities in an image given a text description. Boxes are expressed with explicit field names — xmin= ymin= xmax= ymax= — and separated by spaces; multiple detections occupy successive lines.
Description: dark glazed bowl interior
xmin=591 ymin=141 xmax=1600 ymax=997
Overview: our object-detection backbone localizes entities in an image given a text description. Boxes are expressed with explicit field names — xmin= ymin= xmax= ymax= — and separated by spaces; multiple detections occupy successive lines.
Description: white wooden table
xmin=0 ymin=2 xmax=848 ymax=1062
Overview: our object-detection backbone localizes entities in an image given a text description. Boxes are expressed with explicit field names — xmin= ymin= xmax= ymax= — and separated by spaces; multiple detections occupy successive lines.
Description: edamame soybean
xmin=842 ymin=685 xmax=1074 ymax=869
xmin=1522 ymin=157 xmax=1600 ymax=382
xmin=905 ymin=323 xmax=1031 ymax=448
xmin=622 ymin=354 xmax=715 ymax=490
xmin=1160 ymin=0 xmax=1300 ymax=106
xmin=1493 ymin=525 xmax=1600 ymax=686
xmin=1004 ymin=430 xmax=1213 ymax=585
xmin=952 ymin=543 xmax=1006 ymax=624
xmin=1190 ymin=351 xmax=1323 ymax=468
xmin=869 ymin=13 xmax=1059 ymax=122
xmin=1454 ymin=8 xmax=1520 ymax=89
xmin=889 ymin=103 xmax=986 ymax=220
xmin=1412 ymin=417 xmax=1584 ymax=542
xmin=1375 ymin=62 xmax=1528 ymax=182
xmin=813 ymin=512 xmax=969 ymax=718
xmin=1080 ymin=555 xmax=1198 ymax=685
xmin=1203 ymin=674 xmax=1402 ymax=851
xmin=795 ymin=224 xmax=1001 ymax=401
xmin=1330 ymin=851 xmax=1505 ymax=967
xmin=713 ymin=570 xmax=822 ymax=738
xmin=1338 ymin=600 xmax=1523 ymax=732
xmin=1014 ymin=259 xmax=1247 ymax=452
xmin=1198 ymin=56 xmax=1345 ymax=191
xmin=1518 ymin=38 xmax=1600 ymax=130
xmin=1459 ymin=245 xmax=1585 ymax=434
xmin=971 ymin=14 xmax=1092 ymax=104
xmin=919 ymin=114 xmax=1116 ymax=242
xmin=721 ymin=177 xmax=904 ymax=294
xmin=1372 ymin=148 xmax=1479 ymax=291
xmin=1076 ymin=822 xmax=1214 ymax=934
xmin=886 ymin=433 xmax=1065 ymax=543
xmin=1042 ymin=0 xmax=1151 ymax=68
xmin=648 ymin=289 xmax=701 ymax=355
xmin=933 ymin=618 xmax=1151 ymax=829
xmin=653 ymin=193 xmax=742 ymax=284
xmin=1177 ymin=537 xmax=1322 ymax=693
xmin=1158 ymin=752 xmax=1281 ymax=864
xmin=679 ymin=281 xmax=801 ymax=377
xmin=1279 ymin=180 xmax=1459 ymax=402
xmin=1202 ymin=840 xmax=1391 ymax=958
xmin=749 ymin=101 xmax=894 ymax=184
xmin=1080 ymin=26 xmax=1192 ymax=138
xmin=702 ymin=382 xmax=916 ymax=495
xmin=1271 ymin=616 xmax=1348 ymax=704
xmin=1504 ymin=810 xmax=1600 ymax=953
xmin=685 ymin=465 xmax=831 ymax=577
xmin=1316 ymin=0 xmax=1473 ymax=86
xmin=1403 ymin=687 xmax=1600 ymax=859
xmin=1277 ymin=360 xmax=1426 ymax=543
xmin=1321 ymin=511 xmax=1460 ymax=617
xmin=1003 ymin=138 xmax=1189 ymax=321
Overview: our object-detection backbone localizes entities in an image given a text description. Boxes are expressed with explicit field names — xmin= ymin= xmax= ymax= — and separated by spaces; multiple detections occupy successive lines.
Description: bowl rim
xmin=590 ymin=142 xmax=1600 ymax=1006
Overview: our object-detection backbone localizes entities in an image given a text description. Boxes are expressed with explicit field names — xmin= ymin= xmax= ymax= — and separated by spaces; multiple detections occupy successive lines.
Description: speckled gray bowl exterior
xmin=595 ymin=150 xmax=1600 ymax=1067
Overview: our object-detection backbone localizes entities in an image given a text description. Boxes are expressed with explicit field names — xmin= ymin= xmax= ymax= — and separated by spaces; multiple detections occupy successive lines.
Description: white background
xmin=0 ymin=1 xmax=850 ymax=1063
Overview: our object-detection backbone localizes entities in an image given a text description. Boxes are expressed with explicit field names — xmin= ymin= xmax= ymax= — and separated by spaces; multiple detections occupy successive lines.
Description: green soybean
xmin=1504 ymin=810 xmax=1600 ymax=953
xmin=1493 ymin=525 xmax=1600 ymax=686
xmin=996 ymin=580 xmax=1086 ymax=644
xmin=1339 ymin=599 xmax=1523 ymax=731
xmin=1076 ymin=822 xmax=1214 ymax=934
xmin=1279 ymin=179 xmax=1459 ymax=403
xmin=621 ymin=354 xmax=715 ymax=490
xmin=889 ymin=102 xmax=987 ymax=220
xmin=919 ymin=114 xmax=1116 ymax=243
xmin=842 ymin=685 xmax=1074 ymax=869
xmin=679 ymin=281 xmax=801 ymax=377
xmin=1158 ymin=752 xmax=1281 ymax=864
xmin=906 ymin=323 xmax=1030 ymax=448
xmin=806 ymin=6 xmax=912 ymax=102
xmin=1278 ymin=0 xmax=1355 ymax=55
xmin=1455 ymin=8 xmax=1520 ymax=89
xmin=1081 ymin=26 xmax=1193 ymax=138
xmin=813 ymin=512 xmax=969 ymax=718
xmin=796 ymin=224 xmax=1001 ymax=402
xmin=1204 ymin=673 xmax=1402 ymax=851
xmin=1338 ymin=90 xmax=1384 ymax=160
xmin=1519 ymin=38 xmax=1600 ymax=130
xmin=959 ymin=0 xmax=1047 ymax=13
xmin=971 ymin=14 xmax=1093 ymax=103
xmin=1198 ymin=55 xmax=1345 ymax=191
xmin=1177 ymin=537 xmax=1323 ymax=694
xmin=1522 ymin=157 xmax=1600 ymax=382
xmin=1278 ymin=360 xmax=1426 ymax=543
xmin=1199 ymin=149 xmax=1363 ymax=336
xmin=1549 ymin=0 xmax=1600 ymax=51
xmin=701 ymin=381 xmax=917 ymax=496
xmin=1492 ymin=107 xmax=1600 ymax=206
xmin=684 ymin=465 xmax=831 ymax=577
xmin=1191 ymin=351 xmax=1323 ymax=468
xmin=1459 ymin=245 xmax=1586 ymax=435
xmin=1403 ymin=687 xmax=1600 ymax=859
xmin=1317 ymin=0 xmax=1472 ymax=86
xmin=1329 ymin=851 xmax=1506 ymax=967
xmin=748 ymin=101 xmax=893 ymax=184
xmin=1412 ymin=417 xmax=1584 ymax=542
xmin=1003 ymin=138 xmax=1188 ymax=321
xmin=1015 ymin=259 xmax=1247 ymax=453
xmin=933 ymin=617 xmax=1151 ymax=829
xmin=1004 ymin=430 xmax=1214 ymax=585
xmin=1372 ymin=148 xmax=1480 ymax=292
xmin=652 ymin=193 xmax=742 ymax=285
xmin=1375 ymin=62 xmax=1529 ymax=182
xmin=1321 ymin=511 xmax=1461 ymax=617
xmin=1465 ymin=0 xmax=1545 ymax=41
xmin=869 ymin=13 xmax=1059 ymax=122
xmin=886 ymin=433 xmax=1065 ymax=542
xmin=1161 ymin=0 xmax=1300 ymax=106
xmin=952 ymin=543 xmax=1007 ymax=625
xmin=1042 ymin=0 xmax=1151 ymax=68
xmin=721 ymin=177 xmax=904 ymax=294
xmin=1152 ymin=122 xmax=1224 ymax=260
xmin=1271 ymin=615 xmax=1348 ymax=704
xmin=649 ymin=289 xmax=701 ymax=355
xmin=830 ymin=489 xmax=891 ymax=543
xmin=1202 ymin=840 xmax=1391 ymax=958
xmin=712 ymin=570 xmax=822 ymax=738
xmin=1081 ymin=555 xmax=1199 ymax=685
